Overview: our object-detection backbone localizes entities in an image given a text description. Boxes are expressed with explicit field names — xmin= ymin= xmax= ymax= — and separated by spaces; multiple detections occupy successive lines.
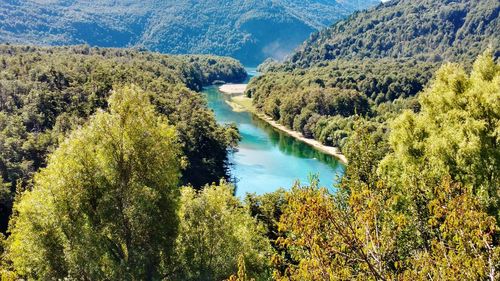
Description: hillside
xmin=0 ymin=45 xmax=246 ymax=232
xmin=0 ymin=0 xmax=379 ymax=65
xmin=289 ymin=0 xmax=499 ymax=67
xmin=247 ymin=0 xmax=499 ymax=152
xmin=1 ymin=51 xmax=499 ymax=280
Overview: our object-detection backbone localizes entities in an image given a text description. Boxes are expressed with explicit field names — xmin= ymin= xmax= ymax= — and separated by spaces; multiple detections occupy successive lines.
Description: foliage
xmin=248 ymin=0 xmax=498 ymax=153
xmin=0 ymin=0 xmax=379 ymax=65
xmin=246 ymin=58 xmax=425 ymax=150
xmin=257 ymin=58 xmax=281 ymax=73
xmin=227 ymin=255 xmax=256 ymax=281
xmin=245 ymin=189 xmax=288 ymax=246
xmin=290 ymin=0 xmax=500 ymax=67
xmin=380 ymin=50 xmax=500 ymax=221
xmin=272 ymin=52 xmax=500 ymax=280
xmin=170 ymin=182 xmax=271 ymax=281
xmin=0 ymin=45 xmax=243 ymax=232
xmin=4 ymin=86 xmax=182 ymax=280
xmin=274 ymin=179 xmax=499 ymax=280
xmin=250 ymin=58 xmax=435 ymax=105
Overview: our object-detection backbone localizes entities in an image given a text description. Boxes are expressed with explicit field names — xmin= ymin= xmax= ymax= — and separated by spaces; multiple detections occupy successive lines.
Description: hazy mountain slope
xmin=0 ymin=0 xmax=379 ymax=65
xmin=289 ymin=0 xmax=499 ymax=67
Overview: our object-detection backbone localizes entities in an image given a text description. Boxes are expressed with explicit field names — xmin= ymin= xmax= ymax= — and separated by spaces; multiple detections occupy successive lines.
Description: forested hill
xmin=288 ymin=0 xmax=500 ymax=67
xmin=247 ymin=0 xmax=499 ymax=156
xmin=0 ymin=45 xmax=246 ymax=232
xmin=0 ymin=0 xmax=379 ymax=66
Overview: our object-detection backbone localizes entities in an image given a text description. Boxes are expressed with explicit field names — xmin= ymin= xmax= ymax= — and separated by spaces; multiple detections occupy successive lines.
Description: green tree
xmin=273 ymin=52 xmax=500 ymax=280
xmin=0 ymin=45 xmax=244 ymax=233
xmin=170 ymin=182 xmax=271 ymax=281
xmin=379 ymin=50 xmax=500 ymax=220
xmin=5 ymin=85 xmax=182 ymax=280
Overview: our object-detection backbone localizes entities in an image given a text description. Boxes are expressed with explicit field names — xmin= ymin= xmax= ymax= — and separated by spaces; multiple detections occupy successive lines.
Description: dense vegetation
xmin=271 ymin=52 xmax=500 ymax=280
xmin=247 ymin=58 xmax=430 ymax=148
xmin=2 ymin=88 xmax=271 ymax=280
xmin=0 ymin=0 xmax=379 ymax=65
xmin=5 ymin=87 xmax=183 ymax=280
xmin=290 ymin=0 xmax=500 ymax=67
xmin=0 ymin=1 xmax=498 ymax=278
xmin=1 ymin=52 xmax=498 ymax=280
xmin=172 ymin=183 xmax=271 ymax=280
xmin=247 ymin=0 xmax=499 ymax=151
xmin=0 ymin=45 xmax=246 ymax=233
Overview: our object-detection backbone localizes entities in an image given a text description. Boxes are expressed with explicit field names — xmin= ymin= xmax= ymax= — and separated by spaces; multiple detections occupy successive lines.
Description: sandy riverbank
xmin=218 ymin=84 xmax=348 ymax=164
xmin=218 ymin=84 xmax=247 ymax=95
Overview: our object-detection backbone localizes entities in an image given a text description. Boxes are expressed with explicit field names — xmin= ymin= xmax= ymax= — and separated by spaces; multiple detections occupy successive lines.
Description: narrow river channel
xmin=203 ymin=68 xmax=345 ymax=196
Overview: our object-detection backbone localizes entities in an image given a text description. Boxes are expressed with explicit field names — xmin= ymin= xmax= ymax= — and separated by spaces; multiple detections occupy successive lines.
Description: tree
xmin=170 ymin=182 xmax=271 ymax=281
xmin=0 ymin=45 xmax=244 ymax=233
xmin=274 ymin=138 xmax=499 ymax=280
xmin=5 ymin=85 xmax=182 ymax=280
xmin=273 ymin=177 xmax=393 ymax=280
xmin=273 ymin=52 xmax=500 ymax=280
xmin=379 ymin=50 xmax=500 ymax=221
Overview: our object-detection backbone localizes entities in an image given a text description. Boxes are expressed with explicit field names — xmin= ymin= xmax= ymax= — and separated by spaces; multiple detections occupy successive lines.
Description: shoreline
xmin=218 ymin=84 xmax=348 ymax=164
xmin=253 ymin=112 xmax=348 ymax=164
xmin=218 ymin=84 xmax=248 ymax=96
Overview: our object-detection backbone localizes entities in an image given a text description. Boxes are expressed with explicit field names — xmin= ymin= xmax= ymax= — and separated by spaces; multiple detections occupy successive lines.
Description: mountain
xmin=246 ymin=0 xmax=499 ymax=152
xmin=0 ymin=0 xmax=380 ymax=65
xmin=289 ymin=0 xmax=499 ymax=67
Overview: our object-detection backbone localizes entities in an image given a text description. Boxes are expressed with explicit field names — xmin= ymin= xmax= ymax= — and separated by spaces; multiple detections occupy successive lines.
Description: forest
xmin=290 ymin=0 xmax=499 ymax=67
xmin=0 ymin=0 xmax=498 ymax=279
xmin=0 ymin=0 xmax=379 ymax=65
xmin=247 ymin=0 xmax=499 ymax=151
xmin=0 ymin=49 xmax=498 ymax=280
xmin=0 ymin=45 xmax=246 ymax=233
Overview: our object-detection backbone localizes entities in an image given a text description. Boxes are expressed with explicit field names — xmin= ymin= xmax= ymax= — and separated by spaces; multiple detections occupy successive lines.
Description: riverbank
xmin=254 ymin=113 xmax=348 ymax=164
xmin=218 ymin=84 xmax=247 ymax=96
xmin=218 ymin=84 xmax=348 ymax=164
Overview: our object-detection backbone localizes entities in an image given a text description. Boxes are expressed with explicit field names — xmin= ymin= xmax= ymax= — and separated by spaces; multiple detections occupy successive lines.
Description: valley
xmin=204 ymin=70 xmax=344 ymax=196
xmin=0 ymin=0 xmax=379 ymax=65
xmin=0 ymin=0 xmax=499 ymax=280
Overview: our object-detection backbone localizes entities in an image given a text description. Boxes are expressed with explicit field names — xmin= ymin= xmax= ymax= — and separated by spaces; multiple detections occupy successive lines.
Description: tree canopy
xmin=248 ymin=0 xmax=499 ymax=154
xmin=290 ymin=0 xmax=499 ymax=67
xmin=0 ymin=51 xmax=498 ymax=281
xmin=0 ymin=45 xmax=244 ymax=232
xmin=271 ymin=51 xmax=500 ymax=281
xmin=380 ymin=50 xmax=500 ymax=222
xmin=5 ymin=86 xmax=182 ymax=280
xmin=170 ymin=182 xmax=271 ymax=281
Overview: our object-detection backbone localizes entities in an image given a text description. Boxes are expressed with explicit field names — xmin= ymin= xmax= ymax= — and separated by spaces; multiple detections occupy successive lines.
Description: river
xmin=203 ymin=68 xmax=345 ymax=196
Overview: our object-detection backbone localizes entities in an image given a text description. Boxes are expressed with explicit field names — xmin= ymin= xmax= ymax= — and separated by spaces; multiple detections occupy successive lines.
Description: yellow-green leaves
xmin=171 ymin=182 xmax=271 ymax=281
xmin=5 ymin=85 xmax=182 ymax=280
xmin=381 ymin=51 xmax=500 ymax=218
xmin=274 ymin=52 xmax=500 ymax=280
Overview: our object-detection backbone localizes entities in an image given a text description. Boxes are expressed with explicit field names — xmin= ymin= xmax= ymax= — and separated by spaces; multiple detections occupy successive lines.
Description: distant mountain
xmin=0 ymin=0 xmax=379 ymax=65
xmin=289 ymin=0 xmax=499 ymax=67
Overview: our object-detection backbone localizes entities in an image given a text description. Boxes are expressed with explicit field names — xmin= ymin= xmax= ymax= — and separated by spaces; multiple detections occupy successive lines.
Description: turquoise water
xmin=203 ymin=69 xmax=344 ymax=196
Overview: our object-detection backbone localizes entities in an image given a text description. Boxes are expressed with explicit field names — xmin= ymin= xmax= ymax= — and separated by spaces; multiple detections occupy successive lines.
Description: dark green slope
xmin=289 ymin=0 xmax=499 ymax=67
xmin=246 ymin=0 xmax=499 ymax=156
xmin=0 ymin=0 xmax=379 ymax=65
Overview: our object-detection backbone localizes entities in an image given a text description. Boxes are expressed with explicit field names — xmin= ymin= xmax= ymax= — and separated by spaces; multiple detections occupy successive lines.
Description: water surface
xmin=203 ymin=71 xmax=344 ymax=196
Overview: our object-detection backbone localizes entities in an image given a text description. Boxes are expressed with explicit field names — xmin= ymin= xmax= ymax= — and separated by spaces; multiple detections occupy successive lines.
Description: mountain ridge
xmin=0 ymin=0 xmax=380 ymax=65
xmin=287 ymin=0 xmax=499 ymax=67
xmin=246 ymin=0 xmax=499 ymax=154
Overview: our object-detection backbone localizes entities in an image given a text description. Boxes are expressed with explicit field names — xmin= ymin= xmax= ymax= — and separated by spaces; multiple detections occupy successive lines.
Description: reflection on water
xmin=203 ymin=73 xmax=344 ymax=196
xmin=256 ymin=117 xmax=341 ymax=164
